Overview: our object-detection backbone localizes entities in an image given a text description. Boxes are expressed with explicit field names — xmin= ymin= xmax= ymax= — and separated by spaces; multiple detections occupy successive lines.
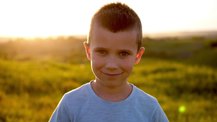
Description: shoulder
xmin=62 ymin=83 xmax=90 ymax=105
xmin=49 ymin=83 xmax=91 ymax=122
xmin=132 ymin=85 xmax=160 ymax=113
xmin=133 ymin=85 xmax=158 ymax=105
xmin=64 ymin=83 xmax=90 ymax=98
xmin=56 ymin=82 xmax=91 ymax=113
xmin=132 ymin=85 xmax=169 ymax=122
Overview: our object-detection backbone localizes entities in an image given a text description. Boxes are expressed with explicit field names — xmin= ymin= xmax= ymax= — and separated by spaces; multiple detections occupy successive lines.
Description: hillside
xmin=0 ymin=36 xmax=216 ymax=122
xmin=144 ymin=30 xmax=217 ymax=39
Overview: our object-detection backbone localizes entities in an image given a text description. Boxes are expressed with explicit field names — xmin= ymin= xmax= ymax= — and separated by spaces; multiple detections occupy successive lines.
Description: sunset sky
xmin=0 ymin=0 xmax=217 ymax=38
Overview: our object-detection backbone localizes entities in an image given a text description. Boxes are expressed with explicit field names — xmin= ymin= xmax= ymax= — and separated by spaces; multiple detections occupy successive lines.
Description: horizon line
xmin=1 ymin=29 xmax=217 ymax=39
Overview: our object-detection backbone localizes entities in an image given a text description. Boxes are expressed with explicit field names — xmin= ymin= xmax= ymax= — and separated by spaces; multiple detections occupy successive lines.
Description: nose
xmin=105 ymin=56 xmax=119 ymax=70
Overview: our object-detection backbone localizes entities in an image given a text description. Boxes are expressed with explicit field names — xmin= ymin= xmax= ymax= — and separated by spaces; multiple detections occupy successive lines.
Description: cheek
xmin=91 ymin=55 xmax=104 ymax=68
xmin=121 ymin=59 xmax=135 ymax=71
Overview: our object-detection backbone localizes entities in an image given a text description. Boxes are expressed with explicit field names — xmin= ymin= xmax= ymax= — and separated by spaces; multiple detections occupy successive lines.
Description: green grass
xmin=0 ymin=59 xmax=92 ymax=122
xmin=132 ymin=59 xmax=217 ymax=121
xmin=0 ymin=58 xmax=216 ymax=122
xmin=0 ymin=37 xmax=217 ymax=122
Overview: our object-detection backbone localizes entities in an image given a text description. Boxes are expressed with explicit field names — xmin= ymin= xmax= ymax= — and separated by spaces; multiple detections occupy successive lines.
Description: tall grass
xmin=0 ymin=36 xmax=216 ymax=122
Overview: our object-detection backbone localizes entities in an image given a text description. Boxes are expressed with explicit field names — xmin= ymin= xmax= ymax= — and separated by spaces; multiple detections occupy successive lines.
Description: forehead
xmin=90 ymin=23 xmax=138 ymax=50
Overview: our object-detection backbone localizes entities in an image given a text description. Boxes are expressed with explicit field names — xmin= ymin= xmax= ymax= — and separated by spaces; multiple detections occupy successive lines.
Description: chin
xmin=96 ymin=77 xmax=127 ymax=87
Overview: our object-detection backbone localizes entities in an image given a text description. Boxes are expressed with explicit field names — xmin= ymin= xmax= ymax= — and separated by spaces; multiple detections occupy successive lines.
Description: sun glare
xmin=136 ymin=0 xmax=217 ymax=33
xmin=0 ymin=0 xmax=217 ymax=38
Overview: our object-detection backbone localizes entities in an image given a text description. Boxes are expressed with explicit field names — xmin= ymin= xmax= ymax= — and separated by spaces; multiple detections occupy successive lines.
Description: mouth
xmin=101 ymin=72 xmax=123 ymax=76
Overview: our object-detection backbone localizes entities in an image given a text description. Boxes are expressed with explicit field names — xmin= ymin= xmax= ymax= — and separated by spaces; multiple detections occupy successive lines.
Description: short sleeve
xmin=49 ymin=95 xmax=71 ymax=122
xmin=151 ymin=102 xmax=169 ymax=122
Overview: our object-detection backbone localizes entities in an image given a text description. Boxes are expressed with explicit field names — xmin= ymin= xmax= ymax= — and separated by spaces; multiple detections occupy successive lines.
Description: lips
xmin=101 ymin=72 xmax=123 ymax=76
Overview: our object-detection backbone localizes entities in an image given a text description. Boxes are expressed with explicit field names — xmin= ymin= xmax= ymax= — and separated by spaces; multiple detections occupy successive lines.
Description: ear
xmin=83 ymin=41 xmax=91 ymax=60
xmin=135 ymin=47 xmax=145 ymax=64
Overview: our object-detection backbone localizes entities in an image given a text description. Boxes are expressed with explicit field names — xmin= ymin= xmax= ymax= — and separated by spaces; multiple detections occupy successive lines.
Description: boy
xmin=49 ymin=2 xmax=169 ymax=122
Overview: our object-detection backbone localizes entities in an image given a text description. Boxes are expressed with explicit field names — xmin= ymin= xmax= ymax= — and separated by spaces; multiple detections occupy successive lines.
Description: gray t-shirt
xmin=49 ymin=82 xmax=169 ymax=122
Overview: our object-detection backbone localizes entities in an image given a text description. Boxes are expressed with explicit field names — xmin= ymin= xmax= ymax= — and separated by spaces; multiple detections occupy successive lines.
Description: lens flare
xmin=179 ymin=105 xmax=186 ymax=113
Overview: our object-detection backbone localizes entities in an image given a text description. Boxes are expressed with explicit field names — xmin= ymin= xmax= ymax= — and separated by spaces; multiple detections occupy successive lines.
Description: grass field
xmin=0 ymin=36 xmax=216 ymax=122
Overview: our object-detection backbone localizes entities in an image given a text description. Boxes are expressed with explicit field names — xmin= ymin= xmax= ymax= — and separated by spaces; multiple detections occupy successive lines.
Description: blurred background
xmin=0 ymin=0 xmax=216 ymax=122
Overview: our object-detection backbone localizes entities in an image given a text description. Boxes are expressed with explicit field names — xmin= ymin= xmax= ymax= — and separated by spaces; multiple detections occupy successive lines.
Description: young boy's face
xmin=84 ymin=23 xmax=144 ymax=87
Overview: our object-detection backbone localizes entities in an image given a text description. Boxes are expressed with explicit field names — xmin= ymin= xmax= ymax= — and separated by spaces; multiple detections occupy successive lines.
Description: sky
xmin=0 ymin=0 xmax=217 ymax=38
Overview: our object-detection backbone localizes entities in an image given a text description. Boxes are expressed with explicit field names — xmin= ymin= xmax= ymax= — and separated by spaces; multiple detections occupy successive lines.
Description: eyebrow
xmin=93 ymin=47 xmax=107 ymax=51
xmin=118 ymin=49 xmax=133 ymax=54
xmin=93 ymin=46 xmax=134 ymax=54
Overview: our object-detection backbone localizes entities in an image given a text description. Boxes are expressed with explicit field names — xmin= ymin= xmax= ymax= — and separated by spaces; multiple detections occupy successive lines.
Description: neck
xmin=91 ymin=80 xmax=132 ymax=102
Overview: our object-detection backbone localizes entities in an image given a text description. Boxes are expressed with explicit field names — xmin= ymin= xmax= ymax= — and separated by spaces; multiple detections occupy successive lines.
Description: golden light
xmin=0 ymin=0 xmax=217 ymax=38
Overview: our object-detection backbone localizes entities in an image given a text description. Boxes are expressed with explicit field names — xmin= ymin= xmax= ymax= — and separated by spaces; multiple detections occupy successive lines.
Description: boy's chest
xmin=73 ymin=102 xmax=150 ymax=122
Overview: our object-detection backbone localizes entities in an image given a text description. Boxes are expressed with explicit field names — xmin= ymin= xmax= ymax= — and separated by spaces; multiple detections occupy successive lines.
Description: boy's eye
xmin=96 ymin=50 xmax=107 ymax=55
xmin=119 ymin=51 xmax=130 ymax=57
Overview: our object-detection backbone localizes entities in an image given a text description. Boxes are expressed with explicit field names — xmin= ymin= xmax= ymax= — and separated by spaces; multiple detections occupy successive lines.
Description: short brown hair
xmin=87 ymin=2 xmax=142 ymax=50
